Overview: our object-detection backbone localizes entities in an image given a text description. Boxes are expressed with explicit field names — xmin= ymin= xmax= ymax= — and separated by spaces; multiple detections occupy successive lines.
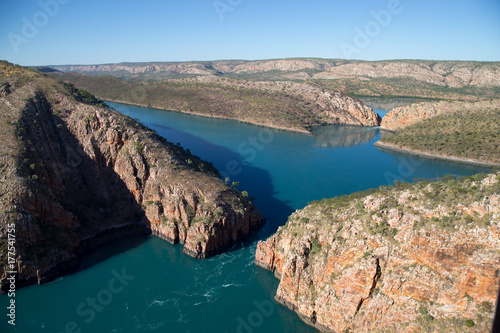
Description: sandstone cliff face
xmin=381 ymin=99 xmax=500 ymax=131
xmin=0 ymin=66 xmax=265 ymax=290
xmin=51 ymin=63 xmax=218 ymax=76
xmin=256 ymin=173 xmax=500 ymax=332
xmin=190 ymin=75 xmax=381 ymax=127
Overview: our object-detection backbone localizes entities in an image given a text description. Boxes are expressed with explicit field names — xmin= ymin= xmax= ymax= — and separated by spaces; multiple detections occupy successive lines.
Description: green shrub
xmin=464 ymin=319 xmax=474 ymax=327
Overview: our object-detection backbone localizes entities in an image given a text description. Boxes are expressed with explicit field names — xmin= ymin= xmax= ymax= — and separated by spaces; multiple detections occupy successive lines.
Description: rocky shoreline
xmin=51 ymin=73 xmax=382 ymax=132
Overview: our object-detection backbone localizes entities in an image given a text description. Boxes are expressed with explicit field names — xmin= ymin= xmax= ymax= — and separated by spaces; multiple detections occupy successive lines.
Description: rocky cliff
xmin=256 ymin=173 xmax=500 ymax=332
xmin=312 ymin=60 xmax=500 ymax=88
xmin=381 ymin=99 xmax=500 ymax=131
xmin=189 ymin=75 xmax=381 ymax=127
xmin=0 ymin=62 xmax=265 ymax=290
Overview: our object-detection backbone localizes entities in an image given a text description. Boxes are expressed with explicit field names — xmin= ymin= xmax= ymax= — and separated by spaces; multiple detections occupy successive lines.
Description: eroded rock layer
xmin=256 ymin=173 xmax=500 ymax=332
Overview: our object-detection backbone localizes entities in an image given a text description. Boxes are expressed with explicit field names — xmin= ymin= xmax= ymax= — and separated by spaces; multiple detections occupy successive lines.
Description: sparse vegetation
xmin=381 ymin=106 xmax=500 ymax=164
xmin=63 ymin=82 xmax=108 ymax=107
xmin=465 ymin=319 xmax=475 ymax=327
xmin=47 ymin=71 xmax=378 ymax=132
xmin=262 ymin=171 xmax=499 ymax=333
xmin=46 ymin=59 xmax=500 ymax=101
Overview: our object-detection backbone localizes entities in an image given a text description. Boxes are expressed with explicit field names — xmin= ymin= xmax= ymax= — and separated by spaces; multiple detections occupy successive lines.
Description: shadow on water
xmin=76 ymin=234 xmax=150 ymax=271
xmin=142 ymin=121 xmax=296 ymax=241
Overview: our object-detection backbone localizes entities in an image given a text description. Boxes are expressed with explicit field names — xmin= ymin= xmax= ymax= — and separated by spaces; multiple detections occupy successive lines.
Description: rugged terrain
xmin=48 ymin=72 xmax=381 ymax=132
xmin=256 ymin=173 xmax=500 ymax=332
xmin=0 ymin=62 xmax=265 ymax=290
xmin=377 ymin=99 xmax=500 ymax=165
xmin=381 ymin=99 xmax=500 ymax=131
xmin=45 ymin=58 xmax=500 ymax=100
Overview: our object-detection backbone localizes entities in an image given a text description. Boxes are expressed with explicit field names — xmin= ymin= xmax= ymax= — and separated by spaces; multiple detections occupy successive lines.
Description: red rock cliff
xmin=0 ymin=65 xmax=265 ymax=290
xmin=256 ymin=173 xmax=500 ymax=332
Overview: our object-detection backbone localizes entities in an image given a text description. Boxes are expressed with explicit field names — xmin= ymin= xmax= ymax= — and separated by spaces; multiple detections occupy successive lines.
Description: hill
xmin=49 ymin=72 xmax=381 ymax=132
xmin=0 ymin=61 xmax=265 ymax=290
xmin=377 ymin=99 xmax=500 ymax=166
xmin=46 ymin=58 xmax=500 ymax=100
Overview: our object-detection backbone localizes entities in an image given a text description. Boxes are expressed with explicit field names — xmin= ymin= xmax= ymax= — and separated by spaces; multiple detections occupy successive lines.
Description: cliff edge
xmin=381 ymin=99 xmax=500 ymax=132
xmin=256 ymin=173 xmax=500 ymax=332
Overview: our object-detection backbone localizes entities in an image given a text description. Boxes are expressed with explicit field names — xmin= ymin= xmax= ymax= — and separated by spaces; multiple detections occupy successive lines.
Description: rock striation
xmin=256 ymin=173 xmax=500 ymax=332
xmin=0 ymin=63 xmax=265 ymax=290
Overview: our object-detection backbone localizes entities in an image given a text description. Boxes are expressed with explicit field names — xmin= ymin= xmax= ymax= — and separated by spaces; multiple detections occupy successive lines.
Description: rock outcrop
xmin=0 ymin=63 xmax=265 ymax=290
xmin=381 ymin=99 xmax=500 ymax=131
xmin=256 ymin=173 xmax=500 ymax=332
xmin=190 ymin=75 xmax=381 ymax=127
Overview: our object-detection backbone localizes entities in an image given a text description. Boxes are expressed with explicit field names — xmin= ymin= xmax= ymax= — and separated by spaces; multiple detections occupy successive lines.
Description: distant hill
xmin=46 ymin=58 xmax=500 ymax=100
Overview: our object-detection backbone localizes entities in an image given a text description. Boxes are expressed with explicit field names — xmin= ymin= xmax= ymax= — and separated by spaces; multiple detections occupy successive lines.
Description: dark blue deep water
xmin=1 ymin=102 xmax=492 ymax=333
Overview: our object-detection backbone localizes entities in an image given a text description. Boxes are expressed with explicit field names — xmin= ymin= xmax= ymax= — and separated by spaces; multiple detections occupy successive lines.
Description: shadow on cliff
xmin=13 ymin=93 xmax=152 ymax=286
xmin=143 ymin=122 xmax=295 ymax=244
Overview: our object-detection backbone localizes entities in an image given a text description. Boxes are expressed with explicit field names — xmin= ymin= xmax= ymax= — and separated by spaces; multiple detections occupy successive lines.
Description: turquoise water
xmin=1 ymin=103 xmax=492 ymax=333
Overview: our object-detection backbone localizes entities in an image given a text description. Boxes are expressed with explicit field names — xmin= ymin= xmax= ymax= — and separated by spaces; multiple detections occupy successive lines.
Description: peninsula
xmin=0 ymin=61 xmax=265 ymax=290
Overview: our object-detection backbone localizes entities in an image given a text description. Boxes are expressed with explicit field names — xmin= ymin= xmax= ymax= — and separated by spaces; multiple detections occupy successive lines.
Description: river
xmin=1 ymin=102 xmax=492 ymax=333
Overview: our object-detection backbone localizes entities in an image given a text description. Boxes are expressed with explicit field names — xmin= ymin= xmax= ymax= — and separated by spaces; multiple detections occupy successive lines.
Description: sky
xmin=0 ymin=0 xmax=499 ymax=66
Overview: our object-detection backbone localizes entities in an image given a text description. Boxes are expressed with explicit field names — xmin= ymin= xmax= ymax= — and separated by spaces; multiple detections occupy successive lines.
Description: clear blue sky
xmin=0 ymin=0 xmax=499 ymax=66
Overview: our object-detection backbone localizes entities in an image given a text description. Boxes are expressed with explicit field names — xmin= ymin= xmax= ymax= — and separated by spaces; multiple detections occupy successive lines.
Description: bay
xmin=1 ymin=102 xmax=492 ymax=333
